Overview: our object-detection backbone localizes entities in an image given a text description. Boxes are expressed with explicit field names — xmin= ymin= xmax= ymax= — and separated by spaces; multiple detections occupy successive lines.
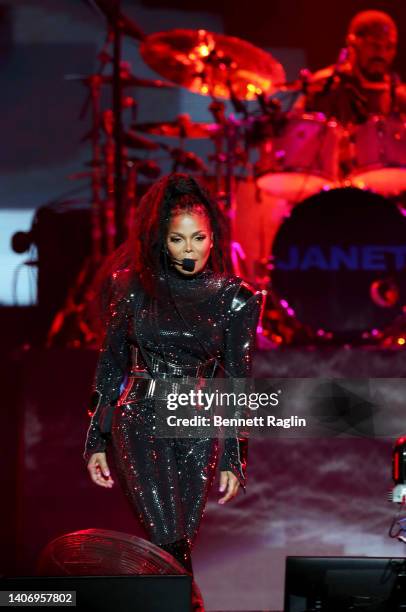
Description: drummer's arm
xmin=291 ymin=93 xmax=306 ymax=112
xmin=294 ymin=67 xmax=335 ymax=114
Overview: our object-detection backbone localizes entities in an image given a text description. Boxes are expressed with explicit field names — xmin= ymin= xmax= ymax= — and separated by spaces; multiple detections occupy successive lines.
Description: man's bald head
xmin=347 ymin=10 xmax=397 ymax=82
xmin=348 ymin=10 xmax=397 ymax=42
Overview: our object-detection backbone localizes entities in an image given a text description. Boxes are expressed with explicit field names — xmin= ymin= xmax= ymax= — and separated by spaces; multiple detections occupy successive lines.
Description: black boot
xmin=158 ymin=538 xmax=204 ymax=611
xmin=158 ymin=538 xmax=193 ymax=575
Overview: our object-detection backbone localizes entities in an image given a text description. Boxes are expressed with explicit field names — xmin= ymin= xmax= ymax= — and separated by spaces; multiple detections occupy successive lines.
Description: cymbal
xmin=140 ymin=29 xmax=286 ymax=100
xmin=123 ymin=130 xmax=160 ymax=150
xmin=67 ymin=73 xmax=175 ymax=89
xmin=135 ymin=116 xmax=220 ymax=138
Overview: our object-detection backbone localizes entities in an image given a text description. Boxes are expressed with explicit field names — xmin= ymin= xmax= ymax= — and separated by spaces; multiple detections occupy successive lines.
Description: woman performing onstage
xmin=83 ymin=173 xmax=263 ymax=609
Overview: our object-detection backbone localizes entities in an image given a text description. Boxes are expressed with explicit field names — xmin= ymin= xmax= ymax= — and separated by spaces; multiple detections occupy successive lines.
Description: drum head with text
xmin=271 ymin=188 xmax=406 ymax=336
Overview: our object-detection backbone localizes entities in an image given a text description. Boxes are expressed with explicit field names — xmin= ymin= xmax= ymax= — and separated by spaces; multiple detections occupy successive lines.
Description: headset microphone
xmin=168 ymin=255 xmax=196 ymax=272
xmin=181 ymin=258 xmax=196 ymax=272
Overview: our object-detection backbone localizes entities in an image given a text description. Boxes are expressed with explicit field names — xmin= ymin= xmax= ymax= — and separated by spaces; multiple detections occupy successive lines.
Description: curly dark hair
xmin=88 ymin=173 xmax=231 ymax=336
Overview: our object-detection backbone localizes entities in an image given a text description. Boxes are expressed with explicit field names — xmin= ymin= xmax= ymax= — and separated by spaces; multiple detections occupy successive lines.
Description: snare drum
xmin=350 ymin=114 xmax=406 ymax=195
xmin=256 ymin=112 xmax=342 ymax=201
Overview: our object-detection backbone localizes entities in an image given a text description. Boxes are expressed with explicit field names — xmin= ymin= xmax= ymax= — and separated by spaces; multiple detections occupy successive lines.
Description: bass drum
xmin=271 ymin=187 xmax=406 ymax=338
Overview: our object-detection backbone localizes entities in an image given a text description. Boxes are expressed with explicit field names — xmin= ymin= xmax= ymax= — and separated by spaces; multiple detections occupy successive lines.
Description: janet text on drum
xmin=268 ymin=187 xmax=406 ymax=343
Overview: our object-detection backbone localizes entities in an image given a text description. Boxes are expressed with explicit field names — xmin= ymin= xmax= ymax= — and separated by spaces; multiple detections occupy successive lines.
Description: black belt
xmin=118 ymin=374 xmax=214 ymax=404
xmin=129 ymin=355 xmax=218 ymax=379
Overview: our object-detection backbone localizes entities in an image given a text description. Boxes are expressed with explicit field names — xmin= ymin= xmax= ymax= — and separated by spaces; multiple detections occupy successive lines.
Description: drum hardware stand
xmin=102 ymin=109 xmax=118 ymax=255
xmin=47 ymin=121 xmax=115 ymax=347
xmin=208 ymin=99 xmax=227 ymax=199
xmin=171 ymin=114 xmax=195 ymax=163
xmin=195 ymin=46 xmax=247 ymax=208
xmin=218 ymin=114 xmax=248 ymax=277
xmin=117 ymin=85 xmax=142 ymax=240
xmin=124 ymin=159 xmax=138 ymax=241
xmin=47 ymin=21 xmax=291 ymax=344
xmin=158 ymin=142 xmax=208 ymax=174
xmin=225 ymin=111 xmax=253 ymax=276
xmin=48 ymin=45 xmax=111 ymax=347
xmin=67 ymin=26 xmax=116 ymax=261
xmin=46 ymin=261 xmax=101 ymax=347
xmin=124 ymin=158 xmax=161 ymax=239
xmin=84 ymin=0 xmax=146 ymax=245
xmin=110 ymin=0 xmax=126 ymax=246
xmin=88 ymin=76 xmax=104 ymax=262
xmin=47 ymin=3 xmax=148 ymax=347
xmin=206 ymin=98 xmax=247 ymax=275
xmin=222 ymin=76 xmax=249 ymax=212
xmin=256 ymin=92 xmax=285 ymax=133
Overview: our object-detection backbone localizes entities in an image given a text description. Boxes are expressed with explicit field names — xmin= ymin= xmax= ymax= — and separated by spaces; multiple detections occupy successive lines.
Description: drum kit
xmin=48 ymin=0 xmax=406 ymax=347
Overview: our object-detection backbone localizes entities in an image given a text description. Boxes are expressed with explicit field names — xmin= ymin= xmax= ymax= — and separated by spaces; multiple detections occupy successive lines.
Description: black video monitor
xmin=284 ymin=556 xmax=406 ymax=612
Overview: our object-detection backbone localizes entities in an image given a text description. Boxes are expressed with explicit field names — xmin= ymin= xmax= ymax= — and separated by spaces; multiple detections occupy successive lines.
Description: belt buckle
xmin=146 ymin=379 xmax=156 ymax=398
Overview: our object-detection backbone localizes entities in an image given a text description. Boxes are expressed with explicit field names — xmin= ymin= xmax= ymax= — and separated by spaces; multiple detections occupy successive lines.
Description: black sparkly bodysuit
xmin=84 ymin=264 xmax=263 ymax=547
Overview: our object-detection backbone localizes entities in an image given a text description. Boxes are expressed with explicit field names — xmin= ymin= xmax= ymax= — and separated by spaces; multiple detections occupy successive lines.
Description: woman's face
xmin=166 ymin=209 xmax=213 ymax=275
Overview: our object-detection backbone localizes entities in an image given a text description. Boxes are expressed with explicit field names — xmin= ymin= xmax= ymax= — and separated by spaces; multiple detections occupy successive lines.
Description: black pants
xmin=111 ymin=398 xmax=219 ymax=548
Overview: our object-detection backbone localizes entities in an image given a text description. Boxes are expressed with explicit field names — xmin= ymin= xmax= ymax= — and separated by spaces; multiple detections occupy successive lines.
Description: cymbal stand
xmin=224 ymin=115 xmax=247 ymax=277
xmin=124 ymin=158 xmax=137 ymax=238
xmin=102 ymin=109 xmax=117 ymax=255
xmin=110 ymin=0 xmax=125 ymax=245
xmin=223 ymin=115 xmax=239 ymax=212
xmin=88 ymin=75 xmax=104 ymax=262
xmin=47 ymin=3 xmax=147 ymax=346
xmin=74 ymin=27 xmax=114 ymax=262
xmin=208 ymin=98 xmax=246 ymax=276
xmin=209 ymin=100 xmax=227 ymax=199
xmin=118 ymin=89 xmax=138 ymax=239
xmin=124 ymin=157 xmax=161 ymax=239
xmin=85 ymin=1 xmax=127 ymax=245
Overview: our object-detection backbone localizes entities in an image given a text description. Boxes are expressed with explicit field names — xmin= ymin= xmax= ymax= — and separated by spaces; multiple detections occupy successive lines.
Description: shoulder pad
xmin=230 ymin=280 xmax=258 ymax=312
xmin=111 ymin=267 xmax=131 ymax=283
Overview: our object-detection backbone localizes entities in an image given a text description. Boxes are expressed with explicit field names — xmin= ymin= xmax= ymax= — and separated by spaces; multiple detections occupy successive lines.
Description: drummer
xmin=303 ymin=10 xmax=406 ymax=123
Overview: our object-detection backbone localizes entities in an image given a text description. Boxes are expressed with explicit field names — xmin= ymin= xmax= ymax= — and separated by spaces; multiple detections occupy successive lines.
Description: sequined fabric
xmin=83 ymin=264 xmax=263 ymax=544
xmin=111 ymin=403 xmax=219 ymax=547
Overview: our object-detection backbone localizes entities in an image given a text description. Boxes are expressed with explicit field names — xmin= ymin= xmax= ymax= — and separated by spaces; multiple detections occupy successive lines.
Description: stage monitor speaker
xmin=284 ymin=556 xmax=406 ymax=612
xmin=0 ymin=575 xmax=191 ymax=612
